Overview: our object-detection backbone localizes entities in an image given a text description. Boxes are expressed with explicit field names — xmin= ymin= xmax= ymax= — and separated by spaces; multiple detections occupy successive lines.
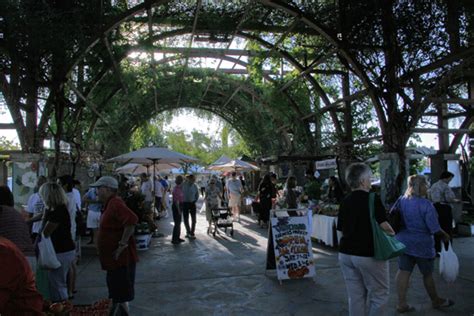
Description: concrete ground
xmin=74 ymin=197 xmax=474 ymax=315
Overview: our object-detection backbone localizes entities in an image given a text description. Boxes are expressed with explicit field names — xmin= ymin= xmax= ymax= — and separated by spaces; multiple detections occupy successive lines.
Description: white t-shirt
xmin=73 ymin=188 xmax=82 ymax=210
xmin=226 ymin=178 xmax=242 ymax=195
xmin=141 ymin=179 xmax=153 ymax=202
xmin=26 ymin=193 xmax=45 ymax=233
xmin=66 ymin=192 xmax=78 ymax=239
xmin=154 ymin=180 xmax=164 ymax=198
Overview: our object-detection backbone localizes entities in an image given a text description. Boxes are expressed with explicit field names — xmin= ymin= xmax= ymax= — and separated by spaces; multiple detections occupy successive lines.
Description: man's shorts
xmin=398 ymin=253 xmax=434 ymax=276
xmin=106 ymin=263 xmax=136 ymax=303
xmin=86 ymin=211 xmax=101 ymax=229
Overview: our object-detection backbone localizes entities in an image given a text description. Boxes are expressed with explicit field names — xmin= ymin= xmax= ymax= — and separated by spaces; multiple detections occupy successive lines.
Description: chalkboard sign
xmin=268 ymin=209 xmax=315 ymax=281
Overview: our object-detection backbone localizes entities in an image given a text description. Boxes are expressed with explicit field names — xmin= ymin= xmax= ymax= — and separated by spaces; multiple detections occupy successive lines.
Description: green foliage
xmin=0 ymin=136 xmax=20 ymax=151
xmin=164 ymin=126 xmax=251 ymax=166
xmin=409 ymin=158 xmax=428 ymax=176
xmin=130 ymin=120 xmax=168 ymax=150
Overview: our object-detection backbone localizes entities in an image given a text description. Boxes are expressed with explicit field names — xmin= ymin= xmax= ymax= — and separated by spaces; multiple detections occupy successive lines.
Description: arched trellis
xmin=1 ymin=0 xmax=472 ymax=165
xmin=78 ymin=67 xmax=287 ymax=155
xmin=66 ymin=28 xmax=324 ymax=154
xmin=59 ymin=0 xmax=469 ymax=158
xmin=69 ymin=40 xmax=317 ymax=154
xmin=56 ymin=0 xmax=371 ymax=158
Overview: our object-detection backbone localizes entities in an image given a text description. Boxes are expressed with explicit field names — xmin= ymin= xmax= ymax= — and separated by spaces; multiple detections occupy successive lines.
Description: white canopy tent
xmin=115 ymin=163 xmax=178 ymax=176
xmin=207 ymin=159 xmax=260 ymax=172
xmin=108 ymin=147 xmax=199 ymax=198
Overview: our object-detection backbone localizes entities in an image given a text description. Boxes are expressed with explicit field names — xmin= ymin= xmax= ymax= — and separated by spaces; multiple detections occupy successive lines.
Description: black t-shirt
xmin=337 ymin=190 xmax=387 ymax=257
xmin=44 ymin=204 xmax=75 ymax=253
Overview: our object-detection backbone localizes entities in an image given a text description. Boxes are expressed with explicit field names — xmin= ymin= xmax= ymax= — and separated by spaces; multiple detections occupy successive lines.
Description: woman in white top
xmin=226 ymin=172 xmax=243 ymax=222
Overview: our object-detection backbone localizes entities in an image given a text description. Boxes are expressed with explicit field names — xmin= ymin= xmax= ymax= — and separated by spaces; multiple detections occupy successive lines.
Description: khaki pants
xmin=339 ymin=253 xmax=389 ymax=316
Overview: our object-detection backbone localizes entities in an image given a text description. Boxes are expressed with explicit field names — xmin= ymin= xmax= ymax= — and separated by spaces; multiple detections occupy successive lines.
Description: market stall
xmin=309 ymin=158 xmax=344 ymax=247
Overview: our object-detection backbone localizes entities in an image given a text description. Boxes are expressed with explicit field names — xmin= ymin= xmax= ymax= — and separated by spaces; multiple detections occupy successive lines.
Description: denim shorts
xmin=398 ymin=253 xmax=434 ymax=276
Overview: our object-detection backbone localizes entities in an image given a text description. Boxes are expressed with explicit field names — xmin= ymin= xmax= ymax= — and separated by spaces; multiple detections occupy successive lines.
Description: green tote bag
xmin=369 ymin=193 xmax=406 ymax=260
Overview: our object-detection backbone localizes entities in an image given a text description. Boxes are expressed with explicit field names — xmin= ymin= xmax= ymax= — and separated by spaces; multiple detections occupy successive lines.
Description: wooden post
xmin=437 ymin=103 xmax=450 ymax=151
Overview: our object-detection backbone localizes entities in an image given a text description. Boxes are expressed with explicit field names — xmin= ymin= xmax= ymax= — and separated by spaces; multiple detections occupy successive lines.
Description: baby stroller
xmin=210 ymin=207 xmax=234 ymax=237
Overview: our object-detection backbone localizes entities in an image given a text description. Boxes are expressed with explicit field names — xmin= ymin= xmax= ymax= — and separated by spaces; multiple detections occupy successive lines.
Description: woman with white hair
xmin=39 ymin=182 xmax=76 ymax=302
xmin=394 ymin=175 xmax=453 ymax=313
xmin=336 ymin=163 xmax=395 ymax=316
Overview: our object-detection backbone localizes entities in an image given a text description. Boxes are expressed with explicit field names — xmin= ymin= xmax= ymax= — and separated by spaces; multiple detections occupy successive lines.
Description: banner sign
xmin=270 ymin=211 xmax=315 ymax=281
xmin=315 ymin=158 xmax=337 ymax=170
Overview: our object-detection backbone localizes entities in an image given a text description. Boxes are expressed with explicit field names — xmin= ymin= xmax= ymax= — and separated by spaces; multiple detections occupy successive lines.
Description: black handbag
xmin=388 ymin=197 xmax=404 ymax=233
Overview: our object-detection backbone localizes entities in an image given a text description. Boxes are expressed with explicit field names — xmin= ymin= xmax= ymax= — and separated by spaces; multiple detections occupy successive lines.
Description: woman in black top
xmin=39 ymin=182 xmax=76 ymax=302
xmin=336 ymin=163 xmax=395 ymax=316
xmin=257 ymin=174 xmax=273 ymax=228
xmin=327 ymin=176 xmax=344 ymax=203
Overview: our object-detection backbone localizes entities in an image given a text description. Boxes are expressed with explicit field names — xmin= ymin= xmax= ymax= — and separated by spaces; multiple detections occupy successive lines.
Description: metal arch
xmin=69 ymin=42 xmax=291 ymax=132
xmin=88 ymin=75 xmax=274 ymax=141
xmin=68 ymin=23 xmax=343 ymax=143
xmin=121 ymin=97 xmax=276 ymax=151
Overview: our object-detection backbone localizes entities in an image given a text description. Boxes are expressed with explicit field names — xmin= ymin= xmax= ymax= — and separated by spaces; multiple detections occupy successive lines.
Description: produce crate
xmin=135 ymin=233 xmax=151 ymax=250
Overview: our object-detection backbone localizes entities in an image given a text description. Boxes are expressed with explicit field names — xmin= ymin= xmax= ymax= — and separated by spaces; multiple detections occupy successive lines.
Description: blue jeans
xmin=182 ymin=202 xmax=196 ymax=236
xmin=48 ymin=250 xmax=76 ymax=302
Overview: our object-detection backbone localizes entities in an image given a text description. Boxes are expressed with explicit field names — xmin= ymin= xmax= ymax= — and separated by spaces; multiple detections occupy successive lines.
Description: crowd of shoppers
xmin=0 ymin=162 xmax=461 ymax=315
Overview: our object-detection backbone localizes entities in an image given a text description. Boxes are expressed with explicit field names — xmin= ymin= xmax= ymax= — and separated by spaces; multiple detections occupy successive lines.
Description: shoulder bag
xmin=369 ymin=193 xmax=406 ymax=260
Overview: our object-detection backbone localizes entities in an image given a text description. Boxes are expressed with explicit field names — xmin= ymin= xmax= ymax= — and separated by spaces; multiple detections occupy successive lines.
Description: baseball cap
xmin=90 ymin=176 xmax=118 ymax=189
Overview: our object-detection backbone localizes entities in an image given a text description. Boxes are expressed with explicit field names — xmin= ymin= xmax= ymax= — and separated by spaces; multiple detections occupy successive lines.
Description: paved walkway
xmin=74 ymin=198 xmax=474 ymax=315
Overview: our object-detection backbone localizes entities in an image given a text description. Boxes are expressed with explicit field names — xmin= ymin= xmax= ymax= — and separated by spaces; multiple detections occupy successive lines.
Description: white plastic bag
xmin=199 ymin=203 xmax=206 ymax=214
xmin=37 ymin=233 xmax=61 ymax=269
xmin=439 ymin=242 xmax=459 ymax=283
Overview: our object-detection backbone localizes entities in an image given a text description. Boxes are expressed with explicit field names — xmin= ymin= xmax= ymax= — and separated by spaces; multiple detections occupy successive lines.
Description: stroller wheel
xmin=230 ymin=229 xmax=234 ymax=237
xmin=213 ymin=229 xmax=216 ymax=237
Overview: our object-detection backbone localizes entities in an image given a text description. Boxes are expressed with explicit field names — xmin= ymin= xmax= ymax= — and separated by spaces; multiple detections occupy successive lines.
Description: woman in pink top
xmin=171 ymin=176 xmax=185 ymax=245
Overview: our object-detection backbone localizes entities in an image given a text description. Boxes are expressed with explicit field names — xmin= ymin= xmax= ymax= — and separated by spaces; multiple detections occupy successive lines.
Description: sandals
xmin=433 ymin=298 xmax=454 ymax=309
xmin=396 ymin=305 xmax=415 ymax=313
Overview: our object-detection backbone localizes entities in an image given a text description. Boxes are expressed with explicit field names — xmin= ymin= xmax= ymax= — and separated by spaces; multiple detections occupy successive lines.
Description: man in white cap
xmin=92 ymin=176 xmax=138 ymax=315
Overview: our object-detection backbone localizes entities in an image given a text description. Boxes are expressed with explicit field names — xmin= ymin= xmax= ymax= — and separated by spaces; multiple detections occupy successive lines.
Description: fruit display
xmin=69 ymin=299 xmax=112 ymax=316
xmin=42 ymin=299 xmax=111 ymax=316
xmin=317 ymin=202 xmax=339 ymax=216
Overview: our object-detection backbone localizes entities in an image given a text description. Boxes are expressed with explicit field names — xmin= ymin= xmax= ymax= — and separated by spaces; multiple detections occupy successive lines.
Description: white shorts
xmin=87 ymin=211 xmax=101 ymax=229
xmin=228 ymin=193 xmax=242 ymax=207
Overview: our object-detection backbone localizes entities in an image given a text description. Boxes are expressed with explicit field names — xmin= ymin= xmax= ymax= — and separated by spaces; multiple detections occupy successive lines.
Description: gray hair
xmin=404 ymin=174 xmax=428 ymax=198
xmin=39 ymin=182 xmax=69 ymax=209
xmin=345 ymin=163 xmax=372 ymax=190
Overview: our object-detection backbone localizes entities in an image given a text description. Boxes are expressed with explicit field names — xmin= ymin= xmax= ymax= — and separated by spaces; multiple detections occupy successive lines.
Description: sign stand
xmin=265 ymin=209 xmax=315 ymax=283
